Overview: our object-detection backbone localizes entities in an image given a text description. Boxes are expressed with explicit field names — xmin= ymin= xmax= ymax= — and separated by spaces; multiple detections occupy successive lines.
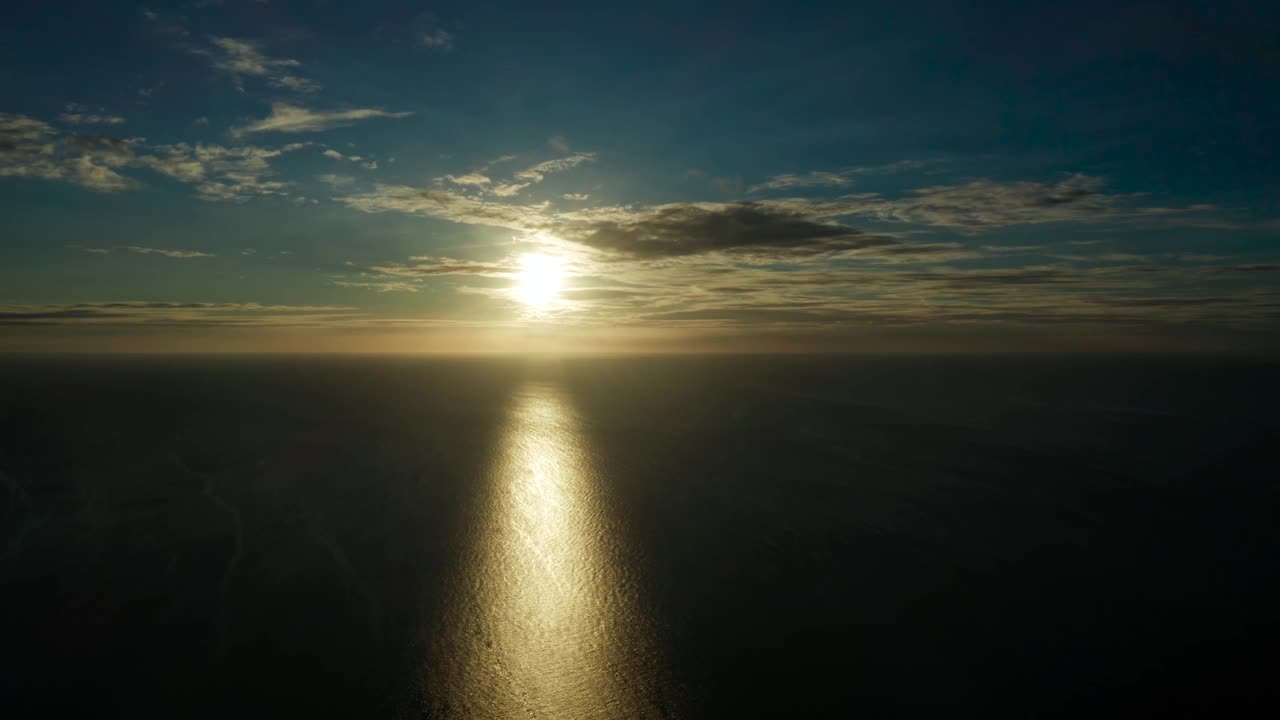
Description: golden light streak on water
xmin=428 ymin=378 xmax=675 ymax=719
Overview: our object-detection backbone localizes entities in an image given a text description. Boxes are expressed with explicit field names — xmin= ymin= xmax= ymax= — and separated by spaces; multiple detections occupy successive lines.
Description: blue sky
xmin=2 ymin=0 xmax=1278 ymax=352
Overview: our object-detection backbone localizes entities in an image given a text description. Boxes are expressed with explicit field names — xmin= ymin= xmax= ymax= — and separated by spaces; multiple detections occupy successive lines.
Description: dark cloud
xmin=1218 ymin=264 xmax=1280 ymax=273
xmin=564 ymin=202 xmax=894 ymax=258
xmin=65 ymin=135 xmax=135 ymax=157
xmin=371 ymin=256 xmax=512 ymax=277
xmin=895 ymin=267 xmax=1083 ymax=288
xmin=0 ymin=302 xmax=358 ymax=327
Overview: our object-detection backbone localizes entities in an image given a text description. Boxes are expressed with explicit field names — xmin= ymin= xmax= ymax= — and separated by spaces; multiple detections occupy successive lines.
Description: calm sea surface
xmin=2 ymin=355 xmax=1277 ymax=717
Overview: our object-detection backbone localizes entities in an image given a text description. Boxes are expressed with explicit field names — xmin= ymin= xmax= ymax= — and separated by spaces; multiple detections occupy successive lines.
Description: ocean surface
xmin=2 ymin=354 xmax=1278 ymax=717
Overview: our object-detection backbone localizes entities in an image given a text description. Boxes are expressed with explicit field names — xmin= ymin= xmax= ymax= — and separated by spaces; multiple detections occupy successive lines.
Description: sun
xmin=514 ymin=253 xmax=565 ymax=309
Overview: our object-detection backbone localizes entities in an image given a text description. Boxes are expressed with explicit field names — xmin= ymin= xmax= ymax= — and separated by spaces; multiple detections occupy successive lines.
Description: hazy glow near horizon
xmin=514 ymin=254 xmax=565 ymax=309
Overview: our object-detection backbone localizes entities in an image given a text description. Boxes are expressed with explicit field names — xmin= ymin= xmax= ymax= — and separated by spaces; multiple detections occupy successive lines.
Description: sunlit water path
xmin=427 ymin=378 xmax=675 ymax=718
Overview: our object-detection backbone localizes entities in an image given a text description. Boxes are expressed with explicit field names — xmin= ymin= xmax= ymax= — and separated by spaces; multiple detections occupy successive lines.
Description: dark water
xmin=2 ymin=355 xmax=1278 ymax=717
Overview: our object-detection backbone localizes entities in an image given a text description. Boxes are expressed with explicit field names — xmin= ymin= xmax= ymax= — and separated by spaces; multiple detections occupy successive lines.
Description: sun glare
xmin=514 ymin=253 xmax=564 ymax=309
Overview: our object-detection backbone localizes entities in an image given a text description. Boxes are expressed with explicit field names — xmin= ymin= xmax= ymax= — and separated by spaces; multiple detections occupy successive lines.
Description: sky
xmin=2 ymin=0 xmax=1278 ymax=353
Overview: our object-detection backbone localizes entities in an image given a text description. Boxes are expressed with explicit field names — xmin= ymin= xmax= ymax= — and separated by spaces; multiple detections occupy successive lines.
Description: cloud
xmin=339 ymin=185 xmax=897 ymax=261
xmin=65 ymin=134 xmax=135 ymax=158
xmin=1217 ymin=264 xmax=1280 ymax=273
xmin=140 ymin=141 xmax=306 ymax=201
xmin=322 ymin=148 xmax=377 ymax=169
xmin=0 ymin=114 xmax=136 ymax=192
xmin=846 ymin=242 xmax=980 ymax=263
xmin=559 ymin=202 xmax=893 ymax=259
xmin=548 ymin=135 xmax=571 ymax=153
xmin=829 ymin=174 xmax=1207 ymax=228
xmin=2 ymin=111 xmax=313 ymax=200
xmin=482 ymin=153 xmax=519 ymax=170
xmin=317 ymin=173 xmax=355 ymax=186
xmin=470 ymin=152 xmax=595 ymax=197
xmin=513 ymin=153 xmax=596 ymax=183
xmin=339 ymin=186 xmax=549 ymax=231
xmin=71 ymin=155 xmax=135 ymax=191
xmin=59 ymin=103 xmax=127 ymax=126
xmin=196 ymin=36 xmax=319 ymax=93
xmin=418 ymin=29 xmax=454 ymax=50
xmin=126 ymin=246 xmax=214 ymax=258
xmin=232 ymin=102 xmax=412 ymax=136
xmin=333 ymin=280 xmax=420 ymax=293
xmin=748 ymin=171 xmax=852 ymax=193
xmin=444 ymin=173 xmax=491 ymax=187
xmin=0 ymin=112 xmax=56 ymax=144
xmin=0 ymin=302 xmax=357 ymax=327
xmin=137 ymin=82 xmax=165 ymax=100
xmin=491 ymin=182 xmax=530 ymax=197
xmin=563 ymin=193 xmax=590 ymax=201
xmin=748 ymin=160 xmax=931 ymax=193
xmin=370 ymin=256 xmax=513 ymax=277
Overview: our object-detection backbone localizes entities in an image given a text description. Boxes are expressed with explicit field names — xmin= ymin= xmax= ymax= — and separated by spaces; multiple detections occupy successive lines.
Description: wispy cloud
xmin=748 ymin=160 xmax=931 ymax=193
xmin=196 ymin=36 xmax=320 ymax=93
xmin=232 ymin=102 xmax=412 ymax=136
xmin=59 ymin=104 xmax=126 ymax=126
xmin=369 ymin=256 xmax=513 ymax=278
xmin=418 ymin=29 xmax=454 ymax=51
xmin=333 ymin=280 xmax=421 ymax=293
xmin=513 ymin=153 xmax=596 ymax=184
xmin=322 ymin=148 xmax=377 ymax=169
xmin=444 ymin=173 xmax=491 ymax=187
xmin=748 ymin=171 xmax=851 ymax=193
xmin=0 ymin=302 xmax=357 ymax=327
xmin=827 ymin=174 xmax=1212 ymax=229
xmin=316 ymin=173 xmax=355 ymax=186
xmin=126 ymin=246 xmax=214 ymax=258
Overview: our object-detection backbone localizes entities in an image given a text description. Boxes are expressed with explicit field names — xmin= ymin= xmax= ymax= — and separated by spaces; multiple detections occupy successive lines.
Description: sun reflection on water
xmin=429 ymin=378 xmax=673 ymax=719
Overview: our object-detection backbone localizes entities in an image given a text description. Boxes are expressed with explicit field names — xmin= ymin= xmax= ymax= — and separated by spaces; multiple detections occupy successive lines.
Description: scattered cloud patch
xmin=140 ymin=141 xmax=307 ymax=201
xmin=0 ymin=113 xmax=136 ymax=192
xmin=59 ymin=104 xmax=126 ymax=126
xmin=232 ymin=102 xmax=412 ymax=136
xmin=196 ymin=36 xmax=319 ymax=93
xmin=322 ymin=148 xmax=377 ymax=169
xmin=829 ymin=174 xmax=1208 ymax=228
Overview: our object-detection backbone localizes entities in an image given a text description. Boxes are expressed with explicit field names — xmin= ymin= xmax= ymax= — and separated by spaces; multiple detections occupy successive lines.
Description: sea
xmin=2 ymin=354 xmax=1277 ymax=717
